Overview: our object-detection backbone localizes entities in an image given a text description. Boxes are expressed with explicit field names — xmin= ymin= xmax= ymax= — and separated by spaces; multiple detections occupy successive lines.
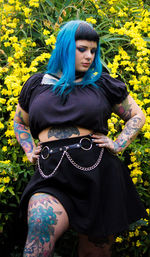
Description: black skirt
xmin=20 ymin=135 xmax=147 ymax=240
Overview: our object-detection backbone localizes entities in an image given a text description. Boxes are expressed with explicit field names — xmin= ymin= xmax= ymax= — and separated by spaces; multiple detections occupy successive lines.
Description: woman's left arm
xmin=92 ymin=95 xmax=146 ymax=154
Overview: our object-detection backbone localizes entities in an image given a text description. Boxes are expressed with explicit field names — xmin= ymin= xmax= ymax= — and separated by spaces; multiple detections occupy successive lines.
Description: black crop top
xmin=18 ymin=72 xmax=129 ymax=139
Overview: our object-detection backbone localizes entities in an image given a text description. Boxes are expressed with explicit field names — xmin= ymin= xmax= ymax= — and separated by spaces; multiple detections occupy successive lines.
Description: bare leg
xmin=23 ymin=193 xmax=69 ymax=257
xmin=78 ymin=234 xmax=114 ymax=257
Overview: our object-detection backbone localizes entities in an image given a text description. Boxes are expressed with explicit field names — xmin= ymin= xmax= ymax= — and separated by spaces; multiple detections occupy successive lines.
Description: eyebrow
xmin=77 ymin=45 xmax=97 ymax=49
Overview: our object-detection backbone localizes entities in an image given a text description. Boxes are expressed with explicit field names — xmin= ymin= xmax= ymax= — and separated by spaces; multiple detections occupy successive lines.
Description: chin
xmin=79 ymin=67 xmax=89 ymax=72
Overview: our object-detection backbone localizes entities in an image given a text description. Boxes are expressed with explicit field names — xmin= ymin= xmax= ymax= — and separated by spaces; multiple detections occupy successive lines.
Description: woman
xmin=14 ymin=20 xmax=147 ymax=257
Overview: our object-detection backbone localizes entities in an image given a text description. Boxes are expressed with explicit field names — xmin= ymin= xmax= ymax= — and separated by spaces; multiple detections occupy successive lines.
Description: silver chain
xmin=37 ymin=150 xmax=67 ymax=179
xmin=65 ymin=148 xmax=104 ymax=171
xmin=37 ymin=148 xmax=104 ymax=178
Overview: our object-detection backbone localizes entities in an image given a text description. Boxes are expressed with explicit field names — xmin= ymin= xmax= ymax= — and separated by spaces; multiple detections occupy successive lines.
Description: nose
xmin=85 ymin=50 xmax=92 ymax=60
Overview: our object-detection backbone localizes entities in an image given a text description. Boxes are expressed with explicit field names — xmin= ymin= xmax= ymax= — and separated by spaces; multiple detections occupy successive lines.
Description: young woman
xmin=14 ymin=20 xmax=147 ymax=257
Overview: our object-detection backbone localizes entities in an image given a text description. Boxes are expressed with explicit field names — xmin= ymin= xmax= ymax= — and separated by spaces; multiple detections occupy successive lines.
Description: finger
xmin=91 ymin=134 xmax=105 ymax=138
xmin=35 ymin=146 xmax=41 ymax=152
xmin=32 ymin=154 xmax=39 ymax=161
xmin=36 ymin=148 xmax=41 ymax=153
xmin=34 ymin=153 xmax=40 ymax=158
xmin=92 ymin=138 xmax=108 ymax=144
xmin=96 ymin=143 xmax=107 ymax=148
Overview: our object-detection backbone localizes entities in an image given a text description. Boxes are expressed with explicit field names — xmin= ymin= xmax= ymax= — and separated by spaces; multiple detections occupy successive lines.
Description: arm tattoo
xmin=114 ymin=98 xmax=132 ymax=121
xmin=48 ymin=126 xmax=80 ymax=139
xmin=114 ymin=116 xmax=142 ymax=152
xmin=14 ymin=111 xmax=34 ymax=154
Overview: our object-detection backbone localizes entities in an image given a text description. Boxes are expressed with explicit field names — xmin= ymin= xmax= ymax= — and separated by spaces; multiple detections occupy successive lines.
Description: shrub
xmin=0 ymin=0 xmax=149 ymax=256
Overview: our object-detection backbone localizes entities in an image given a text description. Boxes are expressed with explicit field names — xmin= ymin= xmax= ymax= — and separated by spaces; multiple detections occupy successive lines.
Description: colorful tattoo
xmin=24 ymin=194 xmax=62 ymax=257
xmin=14 ymin=111 xmax=33 ymax=154
xmin=28 ymin=193 xmax=59 ymax=209
xmin=114 ymin=98 xmax=132 ymax=121
xmin=48 ymin=126 xmax=80 ymax=139
xmin=114 ymin=116 xmax=142 ymax=151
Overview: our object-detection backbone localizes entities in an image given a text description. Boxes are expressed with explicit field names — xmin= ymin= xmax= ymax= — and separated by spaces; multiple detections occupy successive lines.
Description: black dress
xmin=18 ymin=72 xmax=147 ymax=241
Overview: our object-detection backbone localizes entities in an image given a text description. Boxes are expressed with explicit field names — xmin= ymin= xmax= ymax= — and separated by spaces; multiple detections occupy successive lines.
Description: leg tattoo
xmin=23 ymin=194 xmax=62 ymax=257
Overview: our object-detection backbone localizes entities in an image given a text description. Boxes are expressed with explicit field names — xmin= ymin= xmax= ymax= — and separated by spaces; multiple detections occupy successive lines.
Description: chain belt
xmin=37 ymin=137 xmax=104 ymax=179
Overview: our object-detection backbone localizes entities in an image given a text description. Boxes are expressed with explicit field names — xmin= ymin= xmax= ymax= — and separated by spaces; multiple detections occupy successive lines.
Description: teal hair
xmin=46 ymin=20 xmax=102 ymax=96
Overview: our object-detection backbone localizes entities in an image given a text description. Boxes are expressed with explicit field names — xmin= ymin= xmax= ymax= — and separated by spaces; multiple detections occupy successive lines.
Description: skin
xmin=48 ymin=126 xmax=80 ymax=139
xmin=14 ymin=39 xmax=146 ymax=257
xmin=91 ymin=95 xmax=145 ymax=154
xmin=75 ymin=40 xmax=97 ymax=72
xmin=14 ymin=104 xmax=40 ymax=164
xmin=24 ymin=193 xmax=69 ymax=257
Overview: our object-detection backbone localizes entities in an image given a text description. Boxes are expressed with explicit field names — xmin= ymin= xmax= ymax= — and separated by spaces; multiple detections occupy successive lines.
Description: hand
xmin=91 ymin=133 xmax=119 ymax=154
xmin=28 ymin=142 xmax=42 ymax=164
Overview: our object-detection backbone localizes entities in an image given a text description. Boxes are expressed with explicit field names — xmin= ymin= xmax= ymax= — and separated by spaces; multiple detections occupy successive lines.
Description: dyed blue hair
xmin=46 ymin=20 xmax=102 ymax=96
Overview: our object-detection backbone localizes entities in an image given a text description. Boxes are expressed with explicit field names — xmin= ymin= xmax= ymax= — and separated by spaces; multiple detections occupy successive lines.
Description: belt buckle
xmin=80 ymin=137 xmax=92 ymax=151
xmin=41 ymin=146 xmax=50 ymax=159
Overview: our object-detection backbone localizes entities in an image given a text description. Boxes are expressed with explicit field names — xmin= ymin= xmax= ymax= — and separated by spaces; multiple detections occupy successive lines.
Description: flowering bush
xmin=0 ymin=0 xmax=150 ymax=256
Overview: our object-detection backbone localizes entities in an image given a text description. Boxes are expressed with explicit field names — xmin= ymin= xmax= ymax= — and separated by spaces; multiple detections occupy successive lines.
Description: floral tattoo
xmin=14 ymin=110 xmax=33 ymax=154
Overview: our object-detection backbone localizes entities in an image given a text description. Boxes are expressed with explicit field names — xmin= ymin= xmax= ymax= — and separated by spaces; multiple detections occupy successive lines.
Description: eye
xmin=76 ymin=47 xmax=86 ymax=53
xmin=91 ymin=48 xmax=97 ymax=54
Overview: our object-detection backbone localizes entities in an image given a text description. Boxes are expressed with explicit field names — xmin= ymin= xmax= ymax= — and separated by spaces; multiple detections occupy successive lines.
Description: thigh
xmin=78 ymin=234 xmax=114 ymax=257
xmin=27 ymin=192 xmax=69 ymax=241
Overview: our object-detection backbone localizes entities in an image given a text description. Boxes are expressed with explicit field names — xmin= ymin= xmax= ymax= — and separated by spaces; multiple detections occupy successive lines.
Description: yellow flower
xmin=132 ymin=177 xmax=138 ymax=184
xmin=109 ymin=27 xmax=115 ymax=33
xmin=144 ymin=131 xmax=150 ymax=139
xmin=0 ymin=170 xmax=6 ymax=175
xmin=45 ymin=35 xmax=56 ymax=46
xmin=2 ymin=146 xmax=7 ymax=152
xmin=3 ymin=177 xmax=10 ymax=184
xmin=144 ymin=181 xmax=149 ymax=186
xmin=86 ymin=17 xmax=97 ymax=24
xmin=4 ymin=42 xmax=11 ymax=47
xmin=0 ymin=186 xmax=5 ymax=193
xmin=135 ymin=229 xmax=139 ymax=237
xmin=22 ymin=155 xmax=29 ymax=163
xmin=0 ymin=160 xmax=10 ymax=164
xmin=43 ymin=29 xmax=50 ymax=36
xmin=118 ymin=10 xmax=127 ymax=17
xmin=129 ymin=232 xmax=134 ymax=237
xmin=0 ymin=98 xmax=6 ymax=104
xmin=130 ymin=156 xmax=136 ymax=162
xmin=136 ymin=240 xmax=141 ymax=247
xmin=109 ymin=7 xmax=116 ymax=13
xmin=8 ymin=0 xmax=15 ymax=3
xmin=29 ymin=0 xmax=39 ymax=8
xmin=115 ymin=237 xmax=123 ymax=243
xmin=0 ymin=121 xmax=4 ymax=129
xmin=23 ymin=7 xmax=31 ymax=17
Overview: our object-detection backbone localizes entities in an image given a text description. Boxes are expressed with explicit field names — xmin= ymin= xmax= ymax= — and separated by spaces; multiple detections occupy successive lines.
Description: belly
xmin=38 ymin=126 xmax=93 ymax=142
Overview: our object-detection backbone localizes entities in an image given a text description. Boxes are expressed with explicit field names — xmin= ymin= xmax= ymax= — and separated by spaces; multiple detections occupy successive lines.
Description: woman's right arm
xmin=14 ymin=103 xmax=41 ymax=163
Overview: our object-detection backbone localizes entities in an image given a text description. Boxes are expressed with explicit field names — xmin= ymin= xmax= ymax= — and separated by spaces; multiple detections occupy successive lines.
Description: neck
xmin=75 ymin=70 xmax=85 ymax=80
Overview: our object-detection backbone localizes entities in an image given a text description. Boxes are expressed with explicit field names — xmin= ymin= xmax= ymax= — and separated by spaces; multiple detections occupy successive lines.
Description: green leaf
xmin=44 ymin=0 xmax=55 ymax=8
xmin=8 ymin=187 xmax=15 ymax=196
xmin=100 ymin=59 xmax=111 ymax=72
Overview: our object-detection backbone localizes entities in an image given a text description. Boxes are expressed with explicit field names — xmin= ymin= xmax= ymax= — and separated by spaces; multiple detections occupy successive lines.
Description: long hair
xmin=46 ymin=20 xmax=102 ymax=96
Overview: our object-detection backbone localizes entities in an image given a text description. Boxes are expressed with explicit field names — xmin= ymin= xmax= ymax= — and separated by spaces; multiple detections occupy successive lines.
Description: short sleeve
xmin=97 ymin=72 xmax=129 ymax=106
xmin=18 ymin=73 xmax=43 ymax=112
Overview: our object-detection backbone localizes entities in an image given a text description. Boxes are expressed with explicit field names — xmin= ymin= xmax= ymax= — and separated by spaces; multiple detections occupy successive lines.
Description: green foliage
xmin=0 ymin=0 xmax=150 ymax=256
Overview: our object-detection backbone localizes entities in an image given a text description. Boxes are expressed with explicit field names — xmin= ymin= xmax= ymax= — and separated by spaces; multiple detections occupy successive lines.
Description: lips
xmin=82 ymin=63 xmax=90 ymax=67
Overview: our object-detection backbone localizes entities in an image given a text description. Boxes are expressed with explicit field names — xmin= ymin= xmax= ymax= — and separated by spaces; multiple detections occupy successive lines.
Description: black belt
xmin=41 ymin=137 xmax=93 ymax=160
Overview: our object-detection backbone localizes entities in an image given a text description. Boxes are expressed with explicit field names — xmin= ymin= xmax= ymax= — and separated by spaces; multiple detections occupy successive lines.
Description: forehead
xmin=75 ymin=40 xmax=97 ymax=48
